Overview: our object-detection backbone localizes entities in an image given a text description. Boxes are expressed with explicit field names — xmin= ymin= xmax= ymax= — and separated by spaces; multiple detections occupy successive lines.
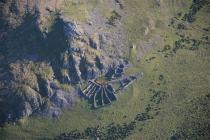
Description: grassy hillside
xmin=0 ymin=0 xmax=210 ymax=140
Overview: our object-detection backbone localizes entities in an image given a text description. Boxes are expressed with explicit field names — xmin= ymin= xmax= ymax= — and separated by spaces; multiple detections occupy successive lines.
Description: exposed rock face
xmin=38 ymin=78 xmax=54 ymax=97
xmin=20 ymin=102 xmax=33 ymax=117
xmin=63 ymin=20 xmax=81 ymax=39
xmin=10 ymin=61 xmax=39 ymax=91
xmin=105 ymin=61 xmax=131 ymax=80
xmin=0 ymin=85 xmax=43 ymax=123
xmin=0 ymin=80 xmax=78 ymax=123
xmin=0 ymin=0 xmax=132 ymax=123
xmin=59 ymin=16 xmax=126 ymax=84
xmin=89 ymin=33 xmax=100 ymax=50
xmin=40 ymin=88 xmax=78 ymax=118
xmin=51 ymin=89 xmax=76 ymax=108
xmin=114 ymin=64 xmax=125 ymax=77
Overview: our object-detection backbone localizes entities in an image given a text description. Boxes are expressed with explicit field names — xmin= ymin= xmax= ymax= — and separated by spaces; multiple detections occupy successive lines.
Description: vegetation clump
xmin=107 ymin=10 xmax=122 ymax=26
xmin=55 ymin=121 xmax=136 ymax=140
xmin=183 ymin=0 xmax=209 ymax=23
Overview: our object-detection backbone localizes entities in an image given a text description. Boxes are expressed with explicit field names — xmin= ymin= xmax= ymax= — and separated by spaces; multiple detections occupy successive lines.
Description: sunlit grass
xmin=1 ymin=0 xmax=210 ymax=140
xmin=62 ymin=0 xmax=112 ymax=22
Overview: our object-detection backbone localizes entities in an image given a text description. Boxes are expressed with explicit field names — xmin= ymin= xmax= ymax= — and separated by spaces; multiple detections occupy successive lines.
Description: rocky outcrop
xmin=114 ymin=64 xmax=125 ymax=77
xmin=51 ymin=89 xmax=76 ymax=108
xmin=105 ymin=61 xmax=131 ymax=80
xmin=37 ymin=78 xmax=54 ymax=97
xmin=89 ymin=33 xmax=100 ymax=50
xmin=10 ymin=61 xmax=39 ymax=91
xmin=40 ymin=88 xmax=78 ymax=118
xmin=0 ymin=0 xmax=137 ymax=123
xmin=0 ymin=85 xmax=43 ymax=123
xmin=63 ymin=20 xmax=81 ymax=39
xmin=0 ymin=79 xmax=78 ymax=123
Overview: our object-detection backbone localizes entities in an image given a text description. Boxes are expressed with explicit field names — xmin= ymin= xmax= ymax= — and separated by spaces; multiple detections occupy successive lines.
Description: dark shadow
xmin=2 ymin=10 xmax=80 ymax=82
xmin=39 ymin=13 xmax=70 ymax=81
xmin=0 ymin=11 xmax=81 ymax=124
xmin=4 ymin=11 xmax=44 ymax=62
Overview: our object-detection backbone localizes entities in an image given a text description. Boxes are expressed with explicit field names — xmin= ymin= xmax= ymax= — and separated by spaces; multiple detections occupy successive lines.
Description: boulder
xmin=17 ymin=85 xmax=43 ymax=112
xmin=63 ymin=20 xmax=83 ymax=40
xmin=89 ymin=33 xmax=100 ymax=50
xmin=0 ymin=85 xmax=43 ymax=123
xmin=40 ymin=89 xmax=78 ymax=118
xmin=105 ymin=65 xmax=115 ymax=79
xmin=19 ymin=102 xmax=33 ymax=117
xmin=38 ymin=78 xmax=54 ymax=97
xmin=50 ymin=90 xmax=69 ymax=108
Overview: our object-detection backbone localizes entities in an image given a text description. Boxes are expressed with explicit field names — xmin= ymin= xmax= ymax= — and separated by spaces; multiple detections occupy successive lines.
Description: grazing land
xmin=0 ymin=0 xmax=210 ymax=140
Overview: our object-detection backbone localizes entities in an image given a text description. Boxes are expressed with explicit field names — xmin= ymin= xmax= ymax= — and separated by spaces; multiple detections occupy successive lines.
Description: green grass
xmin=1 ymin=37 xmax=210 ymax=140
xmin=62 ymin=0 xmax=112 ymax=22
xmin=0 ymin=84 xmax=150 ymax=139
xmin=1 ymin=0 xmax=210 ymax=140
xmin=123 ymin=0 xmax=192 ymax=46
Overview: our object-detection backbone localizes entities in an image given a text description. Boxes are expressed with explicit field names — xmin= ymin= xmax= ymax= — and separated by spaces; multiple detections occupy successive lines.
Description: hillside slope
xmin=0 ymin=0 xmax=210 ymax=140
